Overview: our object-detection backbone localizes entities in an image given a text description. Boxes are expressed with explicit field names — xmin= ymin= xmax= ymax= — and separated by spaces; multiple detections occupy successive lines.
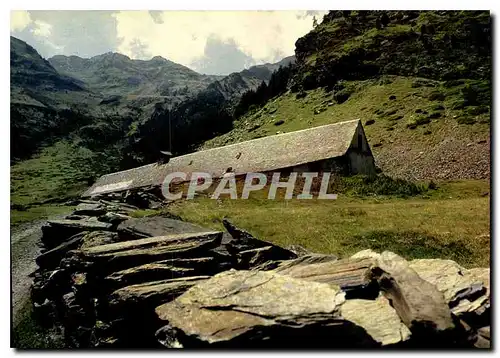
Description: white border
xmin=3 ymin=3 xmax=498 ymax=358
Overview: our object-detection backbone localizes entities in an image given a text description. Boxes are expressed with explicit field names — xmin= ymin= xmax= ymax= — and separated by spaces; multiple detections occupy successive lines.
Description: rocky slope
xmin=292 ymin=11 xmax=490 ymax=90
xmin=10 ymin=36 xmax=102 ymax=161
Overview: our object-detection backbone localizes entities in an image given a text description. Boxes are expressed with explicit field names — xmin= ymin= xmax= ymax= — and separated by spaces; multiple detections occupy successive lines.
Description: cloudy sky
xmin=10 ymin=10 xmax=326 ymax=75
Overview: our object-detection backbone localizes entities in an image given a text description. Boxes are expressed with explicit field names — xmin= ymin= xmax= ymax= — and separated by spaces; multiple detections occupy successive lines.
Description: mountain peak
xmin=92 ymin=52 xmax=131 ymax=61
xmin=151 ymin=55 xmax=168 ymax=62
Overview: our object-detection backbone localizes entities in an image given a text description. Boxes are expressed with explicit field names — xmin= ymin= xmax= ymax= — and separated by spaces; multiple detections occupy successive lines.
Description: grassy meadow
xmin=138 ymin=179 xmax=490 ymax=268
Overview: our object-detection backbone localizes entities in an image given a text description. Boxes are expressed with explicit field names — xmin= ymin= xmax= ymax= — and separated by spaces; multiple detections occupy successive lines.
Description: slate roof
xmin=83 ymin=119 xmax=361 ymax=197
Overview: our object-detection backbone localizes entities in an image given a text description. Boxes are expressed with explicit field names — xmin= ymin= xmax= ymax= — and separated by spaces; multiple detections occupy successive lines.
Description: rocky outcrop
xmin=29 ymin=200 xmax=490 ymax=349
xmin=155 ymin=270 xmax=355 ymax=348
xmin=154 ymin=249 xmax=489 ymax=348
xmin=29 ymin=200 xmax=296 ymax=347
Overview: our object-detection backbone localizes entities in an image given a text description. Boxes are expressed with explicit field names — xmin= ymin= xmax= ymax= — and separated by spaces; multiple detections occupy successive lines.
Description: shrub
xmin=461 ymin=84 xmax=479 ymax=106
xmin=296 ymin=91 xmax=307 ymax=99
xmin=332 ymin=174 xmax=427 ymax=198
xmin=457 ymin=116 xmax=476 ymax=125
xmin=428 ymin=91 xmax=446 ymax=101
xmin=411 ymin=79 xmax=437 ymax=88
xmin=333 ymin=89 xmax=352 ymax=104
xmin=467 ymin=106 xmax=489 ymax=115
xmin=406 ymin=116 xmax=430 ymax=129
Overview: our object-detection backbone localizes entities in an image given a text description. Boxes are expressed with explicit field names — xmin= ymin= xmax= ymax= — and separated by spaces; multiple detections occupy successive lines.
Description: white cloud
xmin=113 ymin=10 xmax=326 ymax=66
xmin=10 ymin=10 xmax=32 ymax=32
xmin=10 ymin=10 xmax=326 ymax=74
xmin=31 ymin=20 xmax=52 ymax=37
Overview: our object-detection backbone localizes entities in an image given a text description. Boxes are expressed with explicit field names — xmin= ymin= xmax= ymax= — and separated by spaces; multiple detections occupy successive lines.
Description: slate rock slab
xmin=153 ymin=270 xmax=388 ymax=348
xmin=222 ymin=219 xmax=297 ymax=260
xmin=105 ymin=257 xmax=217 ymax=290
xmin=76 ymin=231 xmax=223 ymax=274
xmin=36 ymin=232 xmax=88 ymax=270
xmin=340 ymin=296 xmax=411 ymax=346
xmin=108 ymin=276 xmax=210 ymax=315
xmin=370 ymin=252 xmax=455 ymax=335
xmin=273 ymin=255 xmax=377 ymax=299
xmin=236 ymin=245 xmax=297 ymax=269
xmin=41 ymin=218 xmax=113 ymax=249
xmin=410 ymin=259 xmax=490 ymax=328
xmin=117 ymin=217 xmax=209 ymax=240
xmin=73 ymin=203 xmax=107 ymax=216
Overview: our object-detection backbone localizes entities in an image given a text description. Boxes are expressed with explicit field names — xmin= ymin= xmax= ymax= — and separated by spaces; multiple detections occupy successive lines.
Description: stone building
xmin=84 ymin=119 xmax=376 ymax=197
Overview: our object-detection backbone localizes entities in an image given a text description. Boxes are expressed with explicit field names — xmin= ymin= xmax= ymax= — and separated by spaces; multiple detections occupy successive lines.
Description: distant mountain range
xmin=10 ymin=35 xmax=295 ymax=163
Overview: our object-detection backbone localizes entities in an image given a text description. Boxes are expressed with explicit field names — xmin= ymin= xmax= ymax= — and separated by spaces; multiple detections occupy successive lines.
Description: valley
xmin=10 ymin=10 xmax=491 ymax=349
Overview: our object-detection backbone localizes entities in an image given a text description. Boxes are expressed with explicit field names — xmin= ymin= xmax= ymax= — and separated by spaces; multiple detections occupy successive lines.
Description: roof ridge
xmin=85 ymin=119 xmax=363 ymax=196
xmin=181 ymin=118 xmax=361 ymax=158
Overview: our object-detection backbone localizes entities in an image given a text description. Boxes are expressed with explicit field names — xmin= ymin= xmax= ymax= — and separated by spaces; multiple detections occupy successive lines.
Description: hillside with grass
xmin=166 ymin=10 xmax=492 ymax=270
xmin=202 ymin=11 xmax=491 ymax=181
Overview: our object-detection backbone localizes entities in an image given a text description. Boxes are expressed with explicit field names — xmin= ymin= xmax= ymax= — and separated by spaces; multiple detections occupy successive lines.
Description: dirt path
xmin=11 ymin=213 xmax=69 ymax=322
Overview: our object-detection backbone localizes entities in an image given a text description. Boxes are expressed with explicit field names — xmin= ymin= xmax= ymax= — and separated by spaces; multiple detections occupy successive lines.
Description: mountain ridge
xmin=10 ymin=35 xmax=294 ymax=203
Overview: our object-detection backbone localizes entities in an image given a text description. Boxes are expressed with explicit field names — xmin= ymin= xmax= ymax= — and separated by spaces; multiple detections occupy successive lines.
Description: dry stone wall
xmin=30 ymin=193 xmax=490 ymax=349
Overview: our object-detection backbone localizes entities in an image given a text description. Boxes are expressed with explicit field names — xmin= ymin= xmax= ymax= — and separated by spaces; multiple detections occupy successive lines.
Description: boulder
xmin=154 ymin=270 xmax=378 ymax=348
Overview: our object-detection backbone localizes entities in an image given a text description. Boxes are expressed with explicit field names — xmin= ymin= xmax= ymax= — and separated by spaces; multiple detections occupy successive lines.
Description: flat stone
xmin=273 ymin=256 xmax=377 ymax=298
xmin=73 ymin=203 xmax=106 ymax=216
xmin=286 ymin=244 xmax=312 ymax=257
xmin=340 ymin=296 xmax=411 ymax=346
xmin=36 ymin=232 xmax=87 ymax=270
xmin=222 ymin=219 xmax=281 ymax=255
xmin=80 ymin=231 xmax=121 ymax=249
xmin=154 ymin=270 xmax=368 ymax=348
xmin=236 ymin=245 xmax=297 ymax=269
xmin=97 ymin=212 xmax=131 ymax=224
xmin=351 ymin=249 xmax=380 ymax=260
xmin=105 ymin=257 xmax=217 ymax=289
xmin=117 ymin=217 xmax=209 ymax=240
xmin=409 ymin=259 xmax=490 ymax=317
xmin=41 ymin=218 xmax=113 ymax=249
xmin=372 ymin=252 xmax=455 ymax=334
xmin=108 ymin=276 xmax=209 ymax=314
xmin=77 ymin=231 xmax=223 ymax=274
